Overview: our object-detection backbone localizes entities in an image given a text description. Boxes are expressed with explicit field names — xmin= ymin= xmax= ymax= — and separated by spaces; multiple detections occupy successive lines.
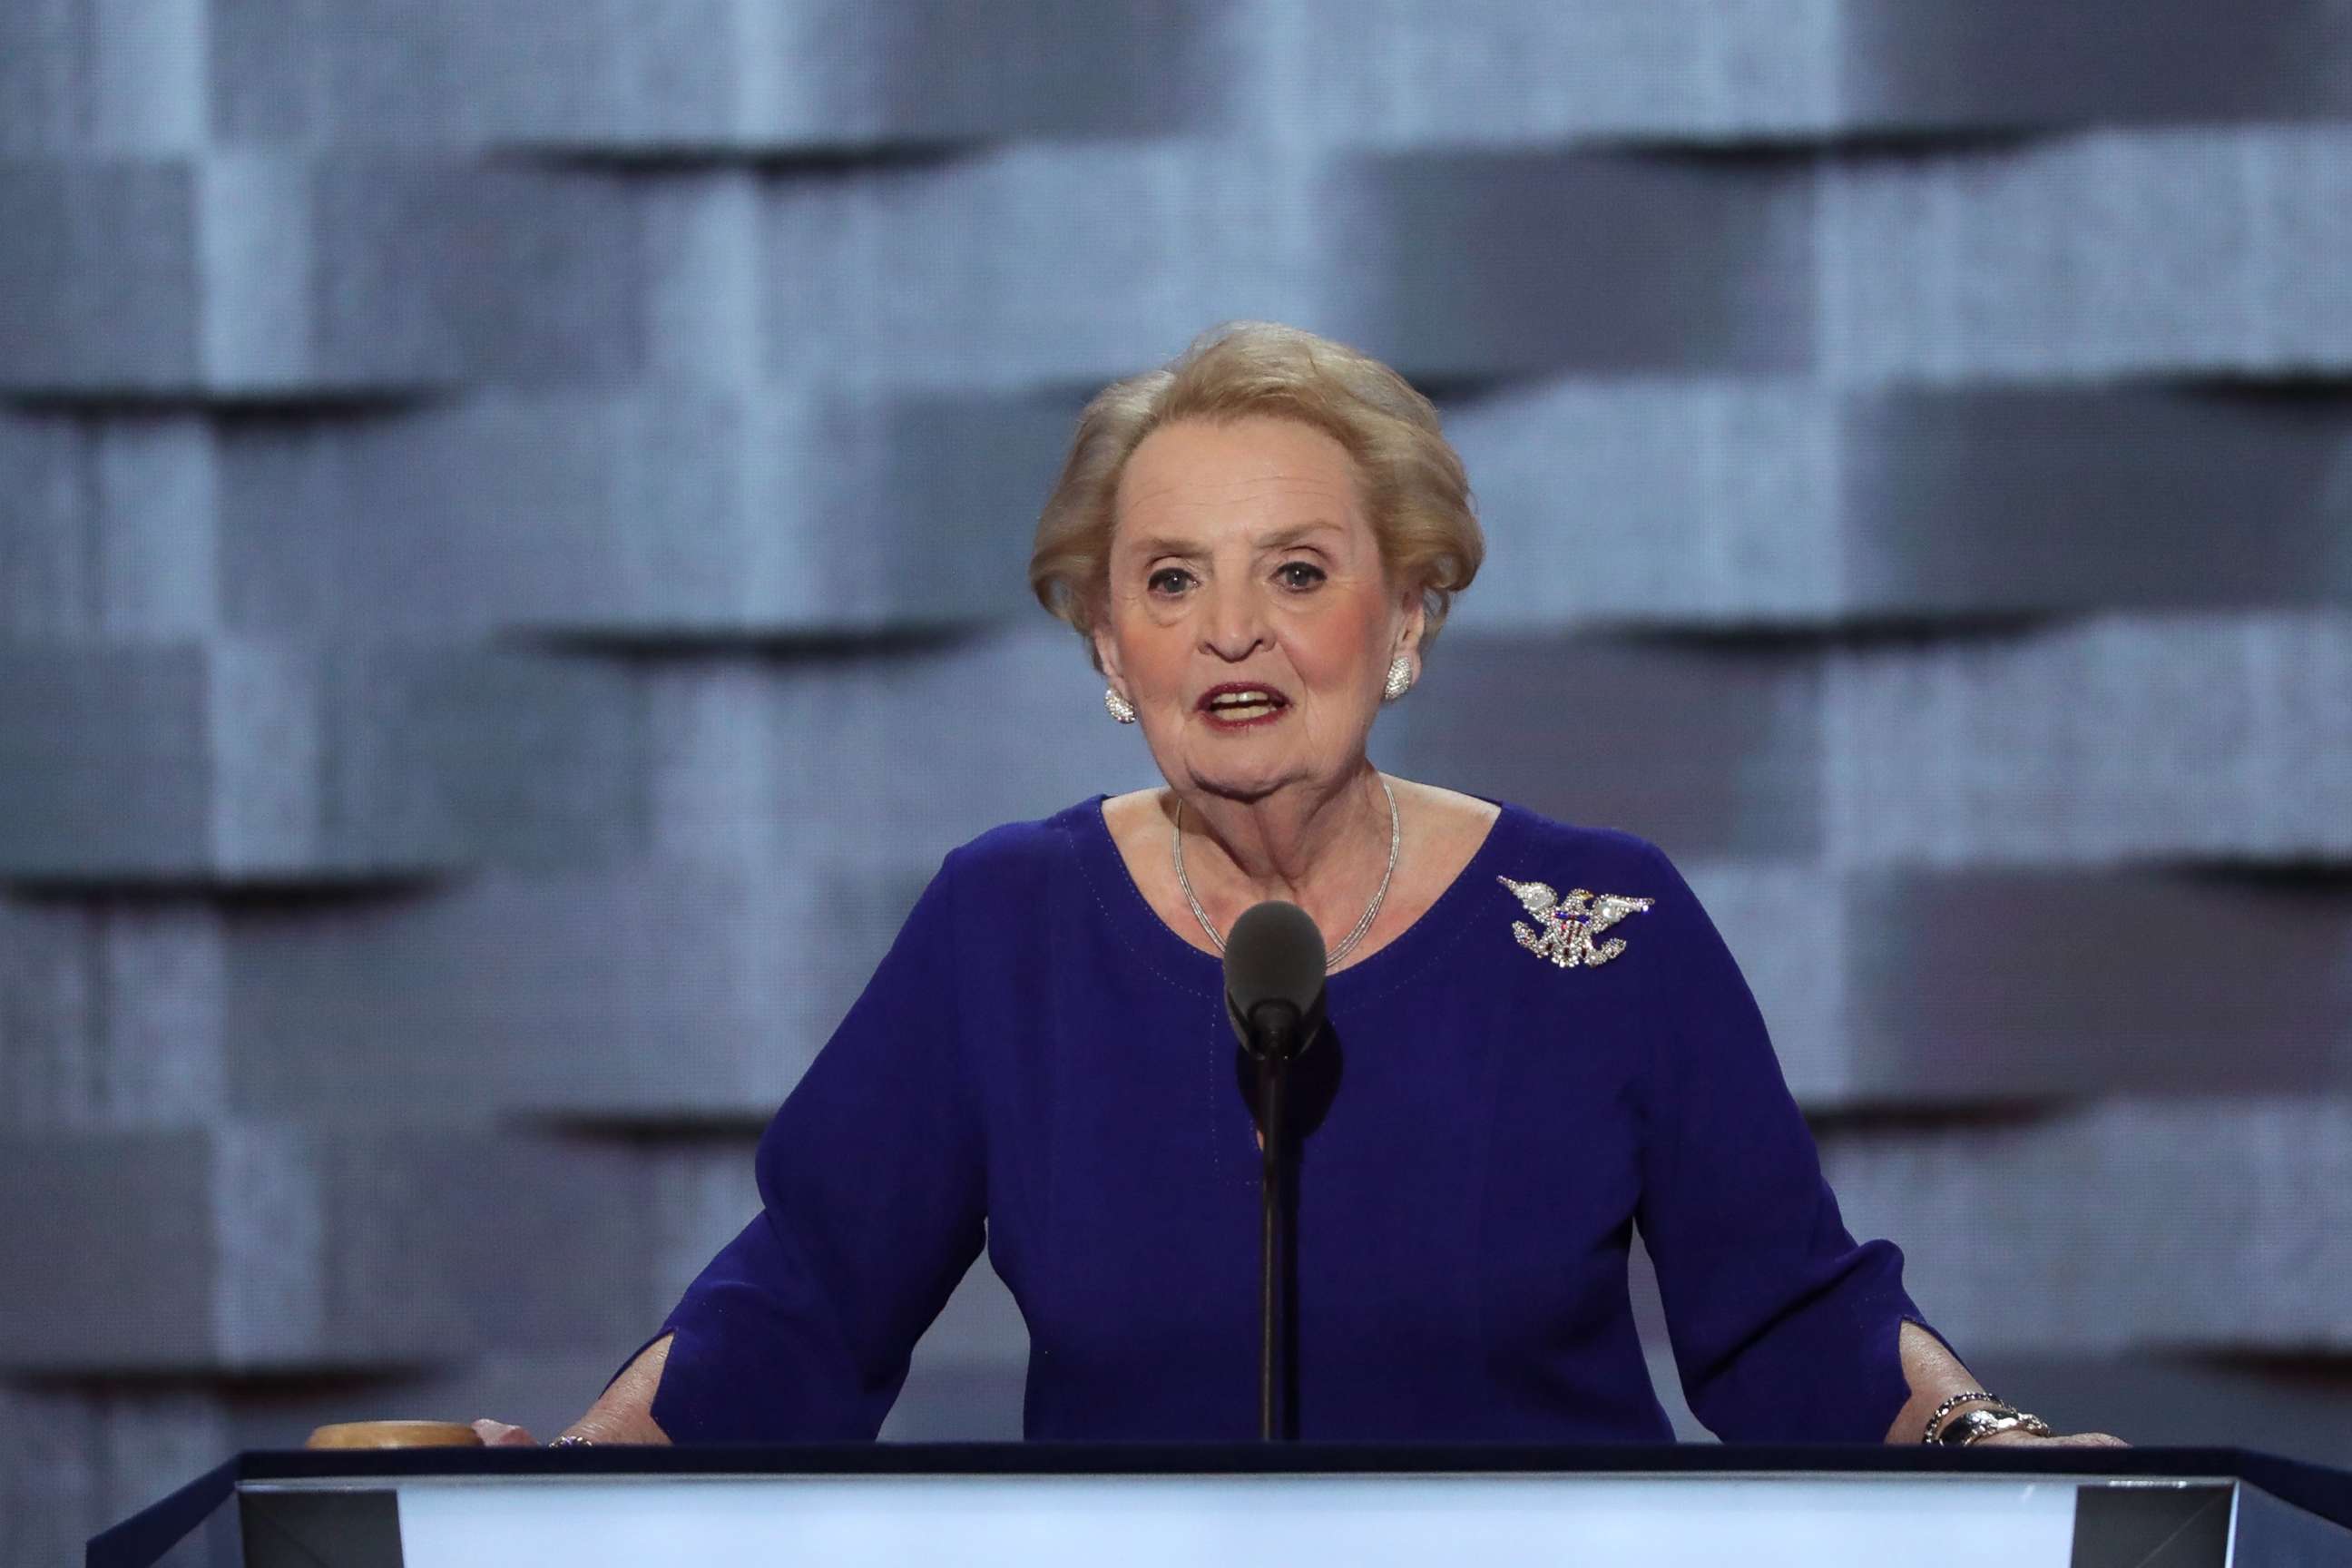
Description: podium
xmin=94 ymin=1444 xmax=2352 ymax=1568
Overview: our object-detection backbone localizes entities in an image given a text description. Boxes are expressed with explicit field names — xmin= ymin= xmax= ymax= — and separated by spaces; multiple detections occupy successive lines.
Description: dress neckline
xmin=1077 ymin=790 xmax=1524 ymax=995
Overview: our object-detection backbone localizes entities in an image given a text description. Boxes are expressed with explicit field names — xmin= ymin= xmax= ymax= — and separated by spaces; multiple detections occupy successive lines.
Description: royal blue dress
xmin=645 ymin=797 xmax=1934 ymax=1444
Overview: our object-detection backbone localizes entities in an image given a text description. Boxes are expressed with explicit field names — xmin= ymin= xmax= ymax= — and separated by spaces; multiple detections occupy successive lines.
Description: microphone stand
xmin=1248 ymin=1001 xmax=1302 ymax=1443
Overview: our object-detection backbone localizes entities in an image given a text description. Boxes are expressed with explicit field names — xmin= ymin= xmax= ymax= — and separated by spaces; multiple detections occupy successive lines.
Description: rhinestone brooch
xmin=1497 ymin=877 xmax=1654 ymax=968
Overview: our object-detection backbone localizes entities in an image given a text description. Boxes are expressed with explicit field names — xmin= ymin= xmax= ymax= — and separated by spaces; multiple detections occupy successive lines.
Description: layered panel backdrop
xmin=5 ymin=1 xmax=2352 ymax=1558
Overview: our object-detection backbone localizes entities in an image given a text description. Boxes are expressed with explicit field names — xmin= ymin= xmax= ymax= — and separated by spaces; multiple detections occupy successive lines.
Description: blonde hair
xmin=1029 ymin=322 xmax=1483 ymax=666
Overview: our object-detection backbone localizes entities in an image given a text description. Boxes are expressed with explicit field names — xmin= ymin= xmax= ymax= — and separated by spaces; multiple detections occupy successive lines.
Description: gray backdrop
xmin=5 ymin=1 xmax=2352 ymax=1559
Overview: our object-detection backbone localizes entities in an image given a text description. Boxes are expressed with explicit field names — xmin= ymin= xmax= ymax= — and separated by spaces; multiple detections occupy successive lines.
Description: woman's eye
xmin=1147 ymin=567 xmax=1194 ymax=596
xmin=1277 ymin=561 xmax=1327 ymax=591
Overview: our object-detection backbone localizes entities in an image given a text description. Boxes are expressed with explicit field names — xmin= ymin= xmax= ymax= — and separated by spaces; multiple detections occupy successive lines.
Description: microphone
xmin=1222 ymin=900 xmax=1328 ymax=1064
xmin=1221 ymin=901 xmax=1326 ymax=1442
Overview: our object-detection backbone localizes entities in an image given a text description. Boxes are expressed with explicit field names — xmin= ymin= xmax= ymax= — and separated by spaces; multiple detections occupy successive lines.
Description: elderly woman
xmin=481 ymin=323 xmax=2114 ymax=1450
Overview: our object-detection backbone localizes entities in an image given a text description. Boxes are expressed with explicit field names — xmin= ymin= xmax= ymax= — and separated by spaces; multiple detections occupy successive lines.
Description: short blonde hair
xmin=1029 ymin=322 xmax=1483 ymax=666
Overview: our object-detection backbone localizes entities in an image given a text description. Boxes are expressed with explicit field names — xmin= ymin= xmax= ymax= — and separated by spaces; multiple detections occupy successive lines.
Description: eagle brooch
xmin=1496 ymin=877 xmax=1655 ymax=968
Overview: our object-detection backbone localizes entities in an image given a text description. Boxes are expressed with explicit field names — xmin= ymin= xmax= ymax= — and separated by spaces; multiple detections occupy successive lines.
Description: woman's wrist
xmin=1919 ymin=1389 xmax=1999 ymax=1443
xmin=1936 ymin=1406 xmax=2053 ymax=1446
xmin=1921 ymin=1391 xmax=2053 ymax=1446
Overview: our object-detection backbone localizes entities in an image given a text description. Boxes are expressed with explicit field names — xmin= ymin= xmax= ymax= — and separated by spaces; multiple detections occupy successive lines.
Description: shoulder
xmin=934 ymin=797 xmax=1105 ymax=894
xmin=1498 ymin=802 xmax=1685 ymax=889
xmin=882 ymin=800 xmax=1105 ymax=950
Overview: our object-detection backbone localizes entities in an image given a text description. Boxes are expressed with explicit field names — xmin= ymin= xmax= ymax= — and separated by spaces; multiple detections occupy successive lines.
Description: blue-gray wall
xmin=5 ymin=3 xmax=2352 ymax=1559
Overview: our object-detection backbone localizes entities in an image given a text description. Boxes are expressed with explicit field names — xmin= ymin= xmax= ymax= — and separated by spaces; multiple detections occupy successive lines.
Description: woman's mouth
xmin=1197 ymin=684 xmax=1291 ymax=729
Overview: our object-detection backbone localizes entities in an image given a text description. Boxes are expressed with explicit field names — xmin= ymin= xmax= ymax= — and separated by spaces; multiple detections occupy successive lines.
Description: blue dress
xmin=646 ymin=797 xmax=1934 ymax=1443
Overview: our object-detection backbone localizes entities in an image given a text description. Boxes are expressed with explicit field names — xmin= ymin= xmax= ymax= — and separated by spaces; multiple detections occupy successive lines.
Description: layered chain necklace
xmin=1171 ymin=774 xmax=1401 ymax=972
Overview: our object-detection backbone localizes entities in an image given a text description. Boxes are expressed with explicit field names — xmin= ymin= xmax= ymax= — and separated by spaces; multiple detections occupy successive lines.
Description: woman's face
xmin=1095 ymin=416 xmax=1423 ymax=805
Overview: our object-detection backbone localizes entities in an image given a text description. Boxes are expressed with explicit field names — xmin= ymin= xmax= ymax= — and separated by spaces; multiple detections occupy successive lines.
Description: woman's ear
xmin=1093 ymin=625 xmax=1127 ymax=694
xmin=1392 ymin=584 xmax=1428 ymax=672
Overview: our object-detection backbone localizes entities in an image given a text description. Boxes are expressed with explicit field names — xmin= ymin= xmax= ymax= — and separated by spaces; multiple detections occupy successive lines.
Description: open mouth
xmin=1197 ymin=683 xmax=1291 ymax=727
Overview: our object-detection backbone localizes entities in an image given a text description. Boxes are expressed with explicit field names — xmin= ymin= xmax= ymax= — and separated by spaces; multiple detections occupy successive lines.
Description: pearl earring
xmin=1104 ymin=688 xmax=1137 ymax=723
xmin=1382 ymin=656 xmax=1414 ymax=701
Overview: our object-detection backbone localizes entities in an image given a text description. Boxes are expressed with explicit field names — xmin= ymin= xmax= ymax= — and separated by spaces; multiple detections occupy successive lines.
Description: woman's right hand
xmin=470 ymin=1419 xmax=540 ymax=1446
xmin=464 ymin=1334 xmax=674 ymax=1451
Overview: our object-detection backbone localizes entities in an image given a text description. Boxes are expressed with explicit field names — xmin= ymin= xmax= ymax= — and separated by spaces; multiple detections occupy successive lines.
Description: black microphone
xmin=1221 ymin=900 xmax=1326 ymax=1442
xmin=1222 ymin=900 xmax=1327 ymax=1064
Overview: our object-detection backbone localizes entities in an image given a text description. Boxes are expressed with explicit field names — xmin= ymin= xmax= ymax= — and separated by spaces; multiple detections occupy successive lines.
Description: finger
xmin=1978 ymin=1428 xmax=2129 ymax=1448
xmin=470 ymin=1418 xmax=538 ymax=1446
xmin=1970 ymin=1429 xmax=2043 ymax=1447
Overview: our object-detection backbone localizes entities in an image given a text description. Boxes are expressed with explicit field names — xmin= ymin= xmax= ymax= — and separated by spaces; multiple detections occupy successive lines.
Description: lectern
xmin=93 ymin=1444 xmax=2352 ymax=1568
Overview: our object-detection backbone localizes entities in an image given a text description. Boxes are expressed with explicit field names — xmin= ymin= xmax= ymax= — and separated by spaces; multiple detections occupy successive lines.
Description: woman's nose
xmin=1200 ymin=582 xmax=1270 ymax=662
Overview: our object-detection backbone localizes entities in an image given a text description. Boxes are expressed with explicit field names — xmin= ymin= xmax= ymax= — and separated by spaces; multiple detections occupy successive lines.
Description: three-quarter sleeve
xmin=1632 ymin=843 xmax=1929 ymax=1443
xmin=644 ymin=852 xmax=987 ymax=1441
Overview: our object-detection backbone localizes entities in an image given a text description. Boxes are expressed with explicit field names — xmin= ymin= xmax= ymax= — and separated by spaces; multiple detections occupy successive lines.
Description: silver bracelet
xmin=1936 ymin=1406 xmax=2053 ymax=1447
xmin=548 ymin=1434 xmax=594 ymax=1449
xmin=1921 ymin=1390 xmax=2002 ymax=1445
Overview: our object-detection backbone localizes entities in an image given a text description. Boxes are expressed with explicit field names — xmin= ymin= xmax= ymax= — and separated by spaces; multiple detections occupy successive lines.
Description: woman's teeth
xmin=1208 ymin=691 xmax=1282 ymax=720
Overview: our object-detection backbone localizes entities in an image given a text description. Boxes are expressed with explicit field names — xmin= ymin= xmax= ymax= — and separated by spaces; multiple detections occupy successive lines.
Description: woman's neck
xmin=1172 ymin=763 xmax=1391 ymax=919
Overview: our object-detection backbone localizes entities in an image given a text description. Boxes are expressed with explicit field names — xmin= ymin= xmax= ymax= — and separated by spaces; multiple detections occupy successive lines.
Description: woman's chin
xmin=1179 ymin=761 xmax=1309 ymax=803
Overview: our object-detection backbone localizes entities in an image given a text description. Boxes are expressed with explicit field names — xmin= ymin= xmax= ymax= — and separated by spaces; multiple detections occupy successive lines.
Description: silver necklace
xmin=1171 ymin=774 xmax=1400 ymax=972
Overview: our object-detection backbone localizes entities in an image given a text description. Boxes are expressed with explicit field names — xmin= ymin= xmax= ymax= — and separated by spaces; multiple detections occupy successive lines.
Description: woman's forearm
xmin=1883 ymin=1319 xmax=1978 ymax=1444
xmin=561 ymin=1333 xmax=676 ymax=1445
